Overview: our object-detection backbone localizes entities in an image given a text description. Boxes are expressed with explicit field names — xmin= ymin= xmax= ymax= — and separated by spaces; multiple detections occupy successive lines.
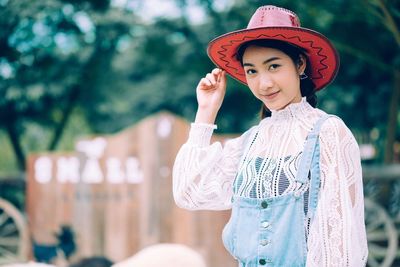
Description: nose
xmin=258 ymin=73 xmax=274 ymax=91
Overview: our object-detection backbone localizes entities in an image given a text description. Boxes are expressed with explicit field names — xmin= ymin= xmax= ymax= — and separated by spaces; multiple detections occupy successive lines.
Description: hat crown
xmin=207 ymin=5 xmax=339 ymax=91
xmin=247 ymin=5 xmax=301 ymax=29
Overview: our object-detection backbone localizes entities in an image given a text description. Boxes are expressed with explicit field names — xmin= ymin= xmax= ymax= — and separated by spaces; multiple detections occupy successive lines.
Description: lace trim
xmin=187 ymin=123 xmax=217 ymax=147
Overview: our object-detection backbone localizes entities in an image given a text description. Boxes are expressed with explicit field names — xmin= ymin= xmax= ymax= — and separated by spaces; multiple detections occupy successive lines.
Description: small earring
xmin=300 ymin=73 xmax=308 ymax=80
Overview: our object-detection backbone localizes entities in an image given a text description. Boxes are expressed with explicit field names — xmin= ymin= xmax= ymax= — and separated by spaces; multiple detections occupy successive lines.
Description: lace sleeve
xmin=172 ymin=123 xmax=251 ymax=211
xmin=306 ymin=117 xmax=368 ymax=266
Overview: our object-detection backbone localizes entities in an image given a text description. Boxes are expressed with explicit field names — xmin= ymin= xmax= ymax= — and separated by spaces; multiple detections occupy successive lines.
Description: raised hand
xmin=195 ymin=68 xmax=227 ymax=124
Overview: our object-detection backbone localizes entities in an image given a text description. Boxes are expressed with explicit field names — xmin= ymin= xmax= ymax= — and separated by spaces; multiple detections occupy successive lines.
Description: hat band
xmin=217 ymin=31 xmax=328 ymax=80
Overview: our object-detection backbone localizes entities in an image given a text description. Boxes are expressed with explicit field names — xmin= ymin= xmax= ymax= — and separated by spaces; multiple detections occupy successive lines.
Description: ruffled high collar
xmin=269 ymin=97 xmax=315 ymax=122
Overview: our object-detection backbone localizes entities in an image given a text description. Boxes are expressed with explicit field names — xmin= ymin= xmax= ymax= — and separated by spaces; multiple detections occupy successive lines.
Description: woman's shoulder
xmin=319 ymin=113 xmax=349 ymax=129
xmin=317 ymin=112 xmax=356 ymax=142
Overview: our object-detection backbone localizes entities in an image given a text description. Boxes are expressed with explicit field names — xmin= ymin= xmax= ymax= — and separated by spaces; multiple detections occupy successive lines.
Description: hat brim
xmin=207 ymin=27 xmax=339 ymax=91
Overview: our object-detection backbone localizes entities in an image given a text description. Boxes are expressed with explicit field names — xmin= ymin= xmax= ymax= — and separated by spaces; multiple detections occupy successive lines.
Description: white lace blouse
xmin=173 ymin=98 xmax=368 ymax=266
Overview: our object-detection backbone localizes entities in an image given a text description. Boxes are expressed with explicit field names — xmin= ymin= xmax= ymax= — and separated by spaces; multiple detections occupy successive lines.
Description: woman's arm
xmin=172 ymin=124 xmax=251 ymax=210
xmin=307 ymin=117 xmax=368 ymax=266
xmin=173 ymin=68 xmax=245 ymax=210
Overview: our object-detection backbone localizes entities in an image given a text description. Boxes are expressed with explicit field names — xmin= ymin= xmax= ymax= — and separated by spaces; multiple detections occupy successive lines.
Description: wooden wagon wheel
xmin=0 ymin=198 xmax=29 ymax=264
xmin=365 ymin=197 xmax=398 ymax=267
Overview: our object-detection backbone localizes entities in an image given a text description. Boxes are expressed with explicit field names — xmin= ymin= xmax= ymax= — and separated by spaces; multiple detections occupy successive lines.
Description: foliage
xmin=0 ymin=0 xmax=399 ymax=171
xmin=0 ymin=0 xmax=137 ymax=169
xmin=116 ymin=0 xmax=399 ymax=162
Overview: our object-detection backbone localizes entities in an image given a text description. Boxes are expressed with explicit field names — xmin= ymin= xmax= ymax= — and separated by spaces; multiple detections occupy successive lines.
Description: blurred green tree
xmin=0 ymin=0 xmax=137 ymax=169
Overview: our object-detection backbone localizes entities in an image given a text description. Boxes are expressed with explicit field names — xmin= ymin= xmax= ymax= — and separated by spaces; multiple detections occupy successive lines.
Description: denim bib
xmin=222 ymin=115 xmax=334 ymax=267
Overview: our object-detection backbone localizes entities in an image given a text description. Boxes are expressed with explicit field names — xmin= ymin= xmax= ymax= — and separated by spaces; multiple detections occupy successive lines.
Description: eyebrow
xmin=243 ymin=57 xmax=281 ymax=67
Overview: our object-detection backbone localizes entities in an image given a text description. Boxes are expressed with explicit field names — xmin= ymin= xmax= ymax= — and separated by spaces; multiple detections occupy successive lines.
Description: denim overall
xmin=222 ymin=115 xmax=333 ymax=267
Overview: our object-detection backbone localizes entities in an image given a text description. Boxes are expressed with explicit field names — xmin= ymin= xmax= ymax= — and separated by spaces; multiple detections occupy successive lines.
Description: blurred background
xmin=0 ymin=0 xmax=399 ymax=266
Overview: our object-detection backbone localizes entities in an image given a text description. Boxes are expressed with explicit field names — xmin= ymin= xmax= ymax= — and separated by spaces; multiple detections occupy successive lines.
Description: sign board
xmin=27 ymin=112 xmax=237 ymax=267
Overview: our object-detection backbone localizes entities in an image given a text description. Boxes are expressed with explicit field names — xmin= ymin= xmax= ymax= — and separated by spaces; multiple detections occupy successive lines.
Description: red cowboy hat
xmin=207 ymin=5 xmax=339 ymax=91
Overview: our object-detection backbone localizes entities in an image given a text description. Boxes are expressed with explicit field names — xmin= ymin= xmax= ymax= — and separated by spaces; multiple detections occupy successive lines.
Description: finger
xmin=211 ymin=68 xmax=222 ymax=81
xmin=216 ymin=70 xmax=223 ymax=83
xmin=199 ymin=78 xmax=212 ymax=87
xmin=211 ymin=68 xmax=221 ymax=76
xmin=221 ymin=70 xmax=226 ymax=82
xmin=206 ymin=73 xmax=216 ymax=85
xmin=217 ymin=70 xmax=226 ymax=84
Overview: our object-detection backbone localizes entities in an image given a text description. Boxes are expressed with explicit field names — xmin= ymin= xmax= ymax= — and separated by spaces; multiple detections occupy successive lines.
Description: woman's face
xmin=242 ymin=45 xmax=306 ymax=111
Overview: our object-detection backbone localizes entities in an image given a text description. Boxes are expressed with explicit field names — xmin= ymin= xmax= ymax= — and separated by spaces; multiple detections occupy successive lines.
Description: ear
xmin=297 ymin=54 xmax=307 ymax=75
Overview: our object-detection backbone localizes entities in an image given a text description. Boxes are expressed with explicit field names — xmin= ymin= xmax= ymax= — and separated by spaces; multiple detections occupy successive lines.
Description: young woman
xmin=173 ymin=5 xmax=368 ymax=267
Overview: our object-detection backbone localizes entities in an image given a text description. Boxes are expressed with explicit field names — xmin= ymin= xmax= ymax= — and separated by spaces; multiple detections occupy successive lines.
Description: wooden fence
xmin=26 ymin=112 xmax=237 ymax=267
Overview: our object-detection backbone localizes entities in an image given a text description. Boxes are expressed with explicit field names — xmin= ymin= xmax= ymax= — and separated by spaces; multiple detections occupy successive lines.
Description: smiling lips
xmin=262 ymin=91 xmax=280 ymax=100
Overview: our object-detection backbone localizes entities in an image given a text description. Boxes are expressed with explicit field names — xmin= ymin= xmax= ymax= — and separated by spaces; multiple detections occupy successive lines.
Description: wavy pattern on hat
xmin=215 ymin=32 xmax=328 ymax=81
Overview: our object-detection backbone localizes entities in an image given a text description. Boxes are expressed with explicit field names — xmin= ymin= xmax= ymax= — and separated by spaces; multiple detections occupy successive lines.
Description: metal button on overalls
xmin=261 ymin=221 xmax=270 ymax=228
xmin=261 ymin=201 xmax=268 ymax=209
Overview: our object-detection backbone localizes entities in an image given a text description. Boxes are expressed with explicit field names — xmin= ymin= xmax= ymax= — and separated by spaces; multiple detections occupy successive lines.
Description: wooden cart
xmin=364 ymin=165 xmax=400 ymax=267
xmin=0 ymin=197 xmax=29 ymax=265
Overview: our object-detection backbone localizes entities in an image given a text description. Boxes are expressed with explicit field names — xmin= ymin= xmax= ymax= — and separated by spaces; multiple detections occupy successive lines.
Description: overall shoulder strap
xmin=295 ymin=114 xmax=337 ymax=184
xmin=295 ymin=114 xmax=341 ymax=220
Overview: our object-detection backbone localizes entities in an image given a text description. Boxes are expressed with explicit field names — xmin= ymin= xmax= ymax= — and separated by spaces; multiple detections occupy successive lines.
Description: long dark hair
xmin=236 ymin=39 xmax=317 ymax=119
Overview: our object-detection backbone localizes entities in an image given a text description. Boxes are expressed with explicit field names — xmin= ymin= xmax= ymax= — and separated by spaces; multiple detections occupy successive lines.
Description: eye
xmin=269 ymin=64 xmax=281 ymax=71
xmin=245 ymin=69 xmax=257 ymax=75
